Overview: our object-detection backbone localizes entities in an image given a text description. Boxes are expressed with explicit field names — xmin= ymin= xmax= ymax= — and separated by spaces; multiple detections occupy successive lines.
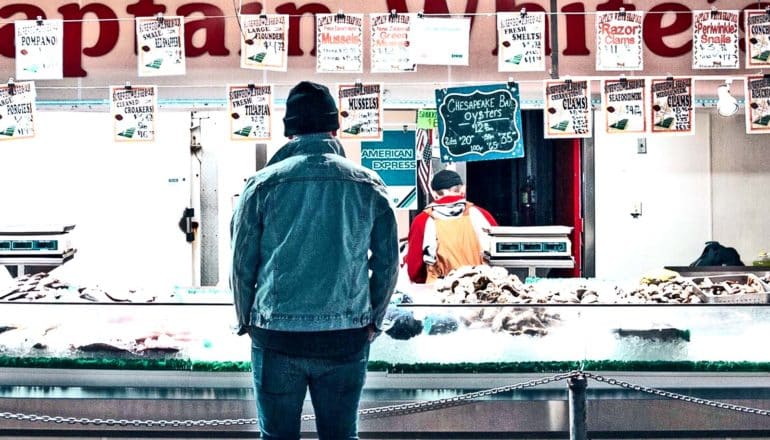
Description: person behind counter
xmin=405 ymin=169 xmax=498 ymax=283
xmin=230 ymin=81 xmax=399 ymax=439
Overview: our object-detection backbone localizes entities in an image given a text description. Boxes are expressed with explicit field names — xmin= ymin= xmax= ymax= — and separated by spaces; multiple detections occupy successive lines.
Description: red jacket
xmin=405 ymin=195 xmax=498 ymax=283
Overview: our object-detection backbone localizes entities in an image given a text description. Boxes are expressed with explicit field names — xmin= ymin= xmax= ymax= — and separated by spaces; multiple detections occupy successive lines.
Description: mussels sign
xmin=435 ymin=83 xmax=523 ymax=162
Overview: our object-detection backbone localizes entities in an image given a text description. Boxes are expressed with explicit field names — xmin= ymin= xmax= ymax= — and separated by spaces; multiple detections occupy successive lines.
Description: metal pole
xmin=549 ymin=0 xmax=559 ymax=79
xmin=568 ymin=374 xmax=588 ymax=440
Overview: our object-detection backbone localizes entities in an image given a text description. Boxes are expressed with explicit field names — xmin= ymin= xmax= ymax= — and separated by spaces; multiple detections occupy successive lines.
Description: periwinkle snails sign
xmin=435 ymin=83 xmax=524 ymax=162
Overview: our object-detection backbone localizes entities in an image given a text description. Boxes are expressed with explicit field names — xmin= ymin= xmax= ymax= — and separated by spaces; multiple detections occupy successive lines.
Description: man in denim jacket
xmin=230 ymin=81 xmax=399 ymax=440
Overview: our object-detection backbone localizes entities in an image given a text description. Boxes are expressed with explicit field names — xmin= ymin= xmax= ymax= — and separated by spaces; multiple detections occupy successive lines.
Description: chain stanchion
xmin=2 ymin=370 xmax=769 ymax=428
xmin=583 ymin=372 xmax=770 ymax=417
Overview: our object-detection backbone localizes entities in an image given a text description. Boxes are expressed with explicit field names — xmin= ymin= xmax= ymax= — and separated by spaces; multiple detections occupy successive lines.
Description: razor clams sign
xmin=435 ymin=84 xmax=523 ymax=162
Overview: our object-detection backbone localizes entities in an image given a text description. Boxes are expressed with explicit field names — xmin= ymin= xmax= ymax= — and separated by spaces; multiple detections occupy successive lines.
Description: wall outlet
xmin=637 ymin=137 xmax=647 ymax=154
xmin=631 ymin=201 xmax=643 ymax=218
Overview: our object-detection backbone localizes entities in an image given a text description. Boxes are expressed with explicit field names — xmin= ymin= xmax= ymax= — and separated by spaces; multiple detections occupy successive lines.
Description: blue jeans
xmin=250 ymin=342 xmax=370 ymax=440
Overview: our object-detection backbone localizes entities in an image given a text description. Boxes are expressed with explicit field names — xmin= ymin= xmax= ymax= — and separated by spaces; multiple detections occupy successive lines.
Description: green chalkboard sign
xmin=435 ymin=83 xmax=524 ymax=162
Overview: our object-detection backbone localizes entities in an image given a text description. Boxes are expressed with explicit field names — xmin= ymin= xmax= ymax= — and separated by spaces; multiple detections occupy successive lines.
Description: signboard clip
xmin=520 ymin=8 xmax=527 ymax=17
xmin=563 ymin=75 xmax=572 ymax=84
xmin=156 ymin=13 xmax=164 ymax=24
xmin=666 ymin=73 xmax=674 ymax=83
xmin=7 ymin=78 xmax=15 ymax=96
xmin=124 ymin=81 xmax=132 ymax=91
xmin=710 ymin=6 xmax=718 ymax=18
xmin=417 ymin=10 xmax=424 ymax=19
xmin=618 ymin=7 xmax=626 ymax=18
xmin=247 ymin=82 xmax=256 ymax=90
xmin=354 ymin=79 xmax=363 ymax=93
xmin=259 ymin=13 xmax=268 ymax=21
xmin=389 ymin=9 xmax=398 ymax=20
xmin=507 ymin=76 xmax=517 ymax=90
xmin=619 ymin=74 xmax=628 ymax=85
xmin=36 ymin=16 xmax=43 ymax=26
xmin=336 ymin=10 xmax=345 ymax=21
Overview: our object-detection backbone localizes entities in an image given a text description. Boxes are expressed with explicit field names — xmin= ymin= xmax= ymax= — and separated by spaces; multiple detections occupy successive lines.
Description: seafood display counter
xmin=1 ymin=295 xmax=770 ymax=436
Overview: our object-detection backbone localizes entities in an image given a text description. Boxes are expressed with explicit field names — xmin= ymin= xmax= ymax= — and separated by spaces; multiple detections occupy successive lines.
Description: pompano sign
xmin=0 ymin=0 xmax=766 ymax=77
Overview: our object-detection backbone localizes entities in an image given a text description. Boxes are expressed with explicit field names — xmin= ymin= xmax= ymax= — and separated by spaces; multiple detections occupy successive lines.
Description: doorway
xmin=465 ymin=110 xmax=583 ymax=277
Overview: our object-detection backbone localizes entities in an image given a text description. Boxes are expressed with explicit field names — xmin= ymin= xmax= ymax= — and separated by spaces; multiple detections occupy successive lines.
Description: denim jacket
xmin=230 ymin=133 xmax=399 ymax=334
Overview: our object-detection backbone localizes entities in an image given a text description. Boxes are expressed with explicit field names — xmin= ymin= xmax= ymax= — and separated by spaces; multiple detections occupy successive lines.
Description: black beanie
xmin=431 ymin=169 xmax=464 ymax=191
xmin=283 ymin=81 xmax=340 ymax=137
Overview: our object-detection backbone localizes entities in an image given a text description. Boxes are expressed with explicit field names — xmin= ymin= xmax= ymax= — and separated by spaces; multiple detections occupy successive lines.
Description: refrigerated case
xmin=1 ymin=298 xmax=770 ymax=437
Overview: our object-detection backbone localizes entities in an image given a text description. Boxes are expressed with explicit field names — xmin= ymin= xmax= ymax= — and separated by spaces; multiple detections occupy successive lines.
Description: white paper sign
xmin=744 ymin=75 xmax=770 ymax=134
xmin=338 ymin=83 xmax=383 ymax=141
xmin=136 ymin=16 xmax=186 ymax=77
xmin=0 ymin=81 xmax=36 ymax=140
xmin=110 ymin=86 xmax=157 ymax=142
xmin=692 ymin=10 xmax=739 ymax=69
xmin=316 ymin=14 xmax=364 ymax=73
xmin=370 ymin=13 xmax=416 ymax=73
xmin=14 ymin=19 xmax=63 ymax=80
xmin=601 ymin=78 xmax=647 ymax=134
xmin=240 ymin=15 xmax=288 ymax=71
xmin=595 ymin=11 xmax=644 ymax=71
xmin=410 ymin=17 xmax=470 ymax=66
xmin=228 ymin=85 xmax=273 ymax=140
xmin=746 ymin=11 xmax=770 ymax=69
xmin=497 ymin=12 xmax=546 ymax=72
xmin=649 ymin=77 xmax=694 ymax=135
xmin=544 ymin=80 xmax=592 ymax=138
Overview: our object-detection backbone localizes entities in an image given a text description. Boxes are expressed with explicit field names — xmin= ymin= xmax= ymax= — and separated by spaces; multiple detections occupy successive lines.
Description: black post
xmin=568 ymin=375 xmax=588 ymax=440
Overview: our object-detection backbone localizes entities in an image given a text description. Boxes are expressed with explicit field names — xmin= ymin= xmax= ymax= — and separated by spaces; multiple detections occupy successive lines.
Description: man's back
xmin=231 ymin=133 xmax=398 ymax=332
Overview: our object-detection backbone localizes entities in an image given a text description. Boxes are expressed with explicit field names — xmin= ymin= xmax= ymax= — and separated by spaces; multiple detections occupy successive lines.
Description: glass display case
xmin=1 ymin=300 xmax=769 ymax=369
xmin=1 ymin=298 xmax=769 ymax=437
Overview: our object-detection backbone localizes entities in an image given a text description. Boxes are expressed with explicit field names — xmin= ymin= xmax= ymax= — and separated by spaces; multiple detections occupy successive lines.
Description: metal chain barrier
xmin=349 ymin=371 xmax=577 ymax=420
xmin=0 ymin=371 xmax=576 ymax=426
xmin=2 ymin=370 xmax=768 ymax=428
xmin=583 ymin=372 xmax=770 ymax=417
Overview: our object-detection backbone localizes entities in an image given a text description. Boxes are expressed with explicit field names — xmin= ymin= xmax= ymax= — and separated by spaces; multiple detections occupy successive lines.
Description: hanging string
xmin=29 ymin=75 xmax=749 ymax=92
xmin=0 ymin=8 xmax=763 ymax=25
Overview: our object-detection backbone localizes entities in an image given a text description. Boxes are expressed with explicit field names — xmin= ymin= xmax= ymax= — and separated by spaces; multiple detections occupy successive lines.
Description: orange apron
xmin=425 ymin=203 xmax=483 ymax=283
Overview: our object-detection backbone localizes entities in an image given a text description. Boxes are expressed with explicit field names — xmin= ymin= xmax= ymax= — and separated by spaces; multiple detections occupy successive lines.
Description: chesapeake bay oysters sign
xmin=435 ymin=83 xmax=523 ymax=162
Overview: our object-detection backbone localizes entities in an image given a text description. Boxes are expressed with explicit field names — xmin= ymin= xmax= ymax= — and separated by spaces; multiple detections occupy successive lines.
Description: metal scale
xmin=0 ymin=224 xmax=77 ymax=277
xmin=483 ymin=226 xmax=575 ymax=277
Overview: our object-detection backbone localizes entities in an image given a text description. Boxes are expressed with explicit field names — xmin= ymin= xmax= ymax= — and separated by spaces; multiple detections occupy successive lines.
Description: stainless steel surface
xmin=4 ymin=369 xmax=770 ymax=390
xmin=487 ymin=257 xmax=575 ymax=277
xmin=200 ymin=137 xmax=219 ymax=287
xmin=582 ymin=126 xmax=595 ymax=278
xmin=0 ymin=250 xmax=76 ymax=266
xmin=0 ymin=225 xmax=75 ymax=235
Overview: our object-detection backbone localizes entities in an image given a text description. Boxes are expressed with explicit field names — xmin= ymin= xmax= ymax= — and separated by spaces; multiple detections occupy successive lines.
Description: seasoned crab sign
xmin=435 ymin=83 xmax=523 ymax=163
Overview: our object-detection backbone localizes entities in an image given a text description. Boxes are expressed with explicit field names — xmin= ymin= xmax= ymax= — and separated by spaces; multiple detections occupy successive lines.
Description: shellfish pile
xmin=0 ymin=272 xmax=166 ymax=303
xmin=458 ymin=307 xmax=560 ymax=337
xmin=433 ymin=265 xmax=610 ymax=305
xmin=617 ymin=278 xmax=704 ymax=304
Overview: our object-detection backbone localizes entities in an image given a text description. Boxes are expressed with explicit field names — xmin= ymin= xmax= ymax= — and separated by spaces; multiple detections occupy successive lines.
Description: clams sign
xmin=435 ymin=83 xmax=524 ymax=163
